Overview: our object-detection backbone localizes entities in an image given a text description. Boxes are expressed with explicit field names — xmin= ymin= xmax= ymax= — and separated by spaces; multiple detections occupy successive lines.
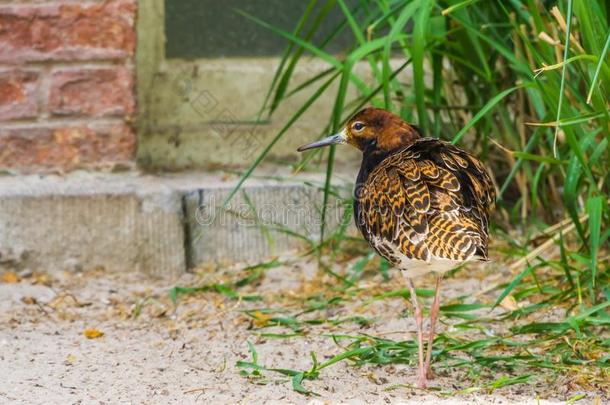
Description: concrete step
xmin=0 ymin=170 xmax=353 ymax=278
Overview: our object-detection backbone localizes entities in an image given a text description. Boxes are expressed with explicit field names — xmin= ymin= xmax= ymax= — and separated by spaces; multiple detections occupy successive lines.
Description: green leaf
xmin=586 ymin=30 xmax=610 ymax=104
xmin=317 ymin=347 xmax=372 ymax=370
xmin=452 ymin=85 xmax=522 ymax=144
xmin=247 ymin=340 xmax=258 ymax=364
xmin=291 ymin=372 xmax=312 ymax=394
xmin=412 ymin=0 xmax=434 ymax=130
xmin=552 ymin=0 xmax=574 ymax=158
xmin=511 ymin=322 xmax=570 ymax=334
xmin=492 ymin=265 xmax=532 ymax=310
xmin=223 ymin=71 xmax=341 ymax=206
xmin=586 ymin=196 xmax=604 ymax=287
xmin=441 ymin=303 xmax=488 ymax=312
xmin=234 ymin=8 xmax=370 ymax=94
xmin=511 ymin=152 xmax=564 ymax=164
xmin=382 ymin=1 xmax=419 ymax=108
xmin=441 ymin=0 xmax=483 ymax=16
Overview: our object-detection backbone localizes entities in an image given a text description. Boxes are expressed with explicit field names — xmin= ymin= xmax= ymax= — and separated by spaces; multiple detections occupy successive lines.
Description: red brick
xmin=0 ymin=70 xmax=39 ymax=121
xmin=0 ymin=123 xmax=135 ymax=172
xmin=49 ymin=67 xmax=134 ymax=117
xmin=0 ymin=0 xmax=136 ymax=63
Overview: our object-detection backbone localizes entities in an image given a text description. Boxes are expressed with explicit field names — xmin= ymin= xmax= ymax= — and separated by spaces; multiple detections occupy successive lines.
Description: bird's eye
xmin=352 ymin=122 xmax=365 ymax=131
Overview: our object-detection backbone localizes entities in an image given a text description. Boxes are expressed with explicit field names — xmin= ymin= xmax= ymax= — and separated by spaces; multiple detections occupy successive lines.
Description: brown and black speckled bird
xmin=298 ymin=107 xmax=495 ymax=388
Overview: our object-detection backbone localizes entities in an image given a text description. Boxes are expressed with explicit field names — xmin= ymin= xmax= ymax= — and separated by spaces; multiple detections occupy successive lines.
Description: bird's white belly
xmin=371 ymin=236 xmax=474 ymax=278
xmin=399 ymin=257 xmax=465 ymax=278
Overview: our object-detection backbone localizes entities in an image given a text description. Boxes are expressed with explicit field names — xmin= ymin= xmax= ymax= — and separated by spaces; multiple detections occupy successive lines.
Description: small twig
xmin=487 ymin=137 xmax=513 ymax=154
xmin=202 ymin=296 xmax=243 ymax=326
xmin=184 ymin=387 xmax=207 ymax=394
xmin=532 ymin=211 xmax=588 ymax=240
xmin=509 ymin=218 xmax=580 ymax=272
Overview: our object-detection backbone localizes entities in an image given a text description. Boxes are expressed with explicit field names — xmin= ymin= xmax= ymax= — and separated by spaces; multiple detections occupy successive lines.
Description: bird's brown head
xmin=297 ymin=108 xmax=422 ymax=153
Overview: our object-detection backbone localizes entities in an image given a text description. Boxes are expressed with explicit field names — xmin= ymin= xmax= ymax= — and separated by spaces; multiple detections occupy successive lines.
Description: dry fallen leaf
xmin=65 ymin=354 xmax=77 ymax=364
xmin=252 ymin=310 xmax=272 ymax=328
xmin=500 ymin=295 xmax=519 ymax=311
xmin=538 ymin=31 xmax=559 ymax=46
xmin=1 ymin=271 xmax=19 ymax=284
xmin=32 ymin=273 xmax=52 ymax=286
xmin=83 ymin=328 xmax=104 ymax=339
xmin=21 ymin=296 xmax=37 ymax=305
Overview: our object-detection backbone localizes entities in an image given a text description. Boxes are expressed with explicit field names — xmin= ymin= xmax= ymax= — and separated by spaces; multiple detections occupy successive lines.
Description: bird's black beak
xmin=297 ymin=129 xmax=347 ymax=152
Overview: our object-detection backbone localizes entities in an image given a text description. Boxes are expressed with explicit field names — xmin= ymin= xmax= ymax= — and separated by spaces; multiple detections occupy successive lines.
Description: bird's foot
xmin=416 ymin=375 xmax=428 ymax=389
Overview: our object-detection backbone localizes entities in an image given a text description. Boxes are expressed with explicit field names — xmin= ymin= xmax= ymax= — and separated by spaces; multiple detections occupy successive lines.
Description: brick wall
xmin=0 ymin=0 xmax=137 ymax=173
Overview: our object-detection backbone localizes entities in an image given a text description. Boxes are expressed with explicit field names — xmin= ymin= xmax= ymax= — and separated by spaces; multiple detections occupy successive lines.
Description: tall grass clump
xmin=224 ymin=0 xmax=609 ymax=389
xmin=229 ymin=0 xmax=608 ymax=300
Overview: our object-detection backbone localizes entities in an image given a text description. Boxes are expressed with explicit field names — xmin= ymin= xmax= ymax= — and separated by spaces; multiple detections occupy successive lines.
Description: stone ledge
xmin=0 ymin=170 xmax=353 ymax=278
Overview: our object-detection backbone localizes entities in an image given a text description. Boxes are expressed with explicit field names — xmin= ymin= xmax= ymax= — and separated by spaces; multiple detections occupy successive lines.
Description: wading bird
xmin=298 ymin=108 xmax=495 ymax=388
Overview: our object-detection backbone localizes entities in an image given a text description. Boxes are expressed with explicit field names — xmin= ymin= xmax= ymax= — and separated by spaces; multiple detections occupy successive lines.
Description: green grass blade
xmin=320 ymin=144 xmax=337 ymax=245
xmin=511 ymin=152 xmax=564 ymax=165
xmin=492 ymin=265 xmax=532 ymax=310
xmin=235 ymin=8 xmax=370 ymax=94
xmin=412 ymin=0 xmax=434 ymax=130
xmin=383 ymin=1 xmax=419 ymax=108
xmin=586 ymin=30 xmax=610 ymax=104
xmin=270 ymin=0 xmax=340 ymax=115
xmin=452 ymin=85 xmax=522 ymax=144
xmin=223 ymin=71 xmax=341 ymax=206
xmin=441 ymin=0 xmax=482 ymax=16
xmin=586 ymin=196 xmax=603 ymax=288
xmin=552 ymin=0 xmax=574 ymax=158
xmin=254 ymin=0 xmax=319 ymax=119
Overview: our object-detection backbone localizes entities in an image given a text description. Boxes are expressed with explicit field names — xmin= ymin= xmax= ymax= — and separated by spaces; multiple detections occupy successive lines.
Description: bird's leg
xmin=424 ymin=275 xmax=443 ymax=380
xmin=406 ymin=278 xmax=426 ymax=389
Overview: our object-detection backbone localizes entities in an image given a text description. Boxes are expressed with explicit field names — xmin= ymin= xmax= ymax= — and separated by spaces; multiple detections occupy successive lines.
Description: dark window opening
xmin=165 ymin=0 xmax=358 ymax=58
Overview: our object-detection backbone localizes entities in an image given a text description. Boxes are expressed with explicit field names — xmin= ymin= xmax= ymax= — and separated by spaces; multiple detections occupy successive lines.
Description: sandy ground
xmin=0 ymin=258 xmax=606 ymax=405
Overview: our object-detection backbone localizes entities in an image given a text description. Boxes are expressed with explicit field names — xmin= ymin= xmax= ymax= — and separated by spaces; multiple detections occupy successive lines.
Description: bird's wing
xmin=356 ymin=138 xmax=495 ymax=265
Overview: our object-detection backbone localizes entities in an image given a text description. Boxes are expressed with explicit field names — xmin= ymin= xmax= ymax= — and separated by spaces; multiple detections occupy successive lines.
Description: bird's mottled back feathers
xmin=354 ymin=138 xmax=495 ymax=269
